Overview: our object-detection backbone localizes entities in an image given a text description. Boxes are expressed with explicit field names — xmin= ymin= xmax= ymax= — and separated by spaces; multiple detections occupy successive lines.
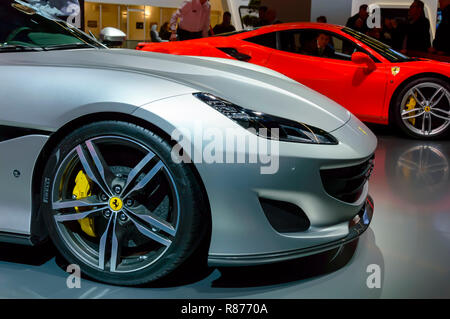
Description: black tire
xmin=392 ymin=76 xmax=450 ymax=140
xmin=40 ymin=121 xmax=209 ymax=286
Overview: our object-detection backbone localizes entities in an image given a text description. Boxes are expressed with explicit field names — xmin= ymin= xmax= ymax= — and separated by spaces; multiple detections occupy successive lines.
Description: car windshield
xmin=0 ymin=1 xmax=104 ymax=51
xmin=214 ymin=29 xmax=256 ymax=37
xmin=343 ymin=27 xmax=414 ymax=62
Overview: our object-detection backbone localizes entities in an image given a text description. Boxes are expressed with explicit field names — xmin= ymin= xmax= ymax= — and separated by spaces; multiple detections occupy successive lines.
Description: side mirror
xmin=100 ymin=27 xmax=126 ymax=47
xmin=351 ymin=52 xmax=376 ymax=74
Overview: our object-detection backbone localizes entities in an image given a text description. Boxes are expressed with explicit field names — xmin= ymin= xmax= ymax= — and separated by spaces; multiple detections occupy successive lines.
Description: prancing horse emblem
xmin=391 ymin=67 xmax=400 ymax=76
xmin=109 ymin=197 xmax=123 ymax=211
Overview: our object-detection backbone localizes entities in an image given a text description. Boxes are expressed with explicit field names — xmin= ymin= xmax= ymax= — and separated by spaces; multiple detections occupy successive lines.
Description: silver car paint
xmin=134 ymin=94 xmax=376 ymax=256
xmin=0 ymin=49 xmax=350 ymax=132
xmin=0 ymin=135 xmax=48 ymax=234
xmin=0 ymin=48 xmax=376 ymax=260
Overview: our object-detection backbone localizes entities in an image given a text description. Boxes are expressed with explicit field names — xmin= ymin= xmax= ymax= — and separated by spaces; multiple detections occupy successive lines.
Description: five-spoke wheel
xmin=395 ymin=77 xmax=450 ymax=139
xmin=41 ymin=122 xmax=208 ymax=285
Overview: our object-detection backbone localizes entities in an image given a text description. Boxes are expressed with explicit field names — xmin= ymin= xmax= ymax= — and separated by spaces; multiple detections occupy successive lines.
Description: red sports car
xmin=137 ymin=23 xmax=450 ymax=139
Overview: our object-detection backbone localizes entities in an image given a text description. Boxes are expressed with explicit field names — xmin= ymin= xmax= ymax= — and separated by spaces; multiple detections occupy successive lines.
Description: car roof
xmin=243 ymin=22 xmax=345 ymax=35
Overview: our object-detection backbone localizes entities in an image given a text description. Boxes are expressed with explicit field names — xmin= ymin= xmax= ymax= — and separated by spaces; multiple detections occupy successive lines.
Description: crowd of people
xmin=341 ymin=0 xmax=449 ymax=56
xmin=149 ymin=0 xmax=235 ymax=42
xmin=149 ymin=0 xmax=449 ymax=57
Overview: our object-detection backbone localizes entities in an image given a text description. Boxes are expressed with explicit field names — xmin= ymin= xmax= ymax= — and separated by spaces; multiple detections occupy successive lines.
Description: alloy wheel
xmin=400 ymin=82 xmax=450 ymax=137
xmin=51 ymin=136 xmax=180 ymax=273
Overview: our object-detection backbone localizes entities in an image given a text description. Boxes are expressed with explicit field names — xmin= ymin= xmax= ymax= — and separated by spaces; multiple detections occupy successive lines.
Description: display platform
xmin=1 ymin=128 xmax=448 ymax=298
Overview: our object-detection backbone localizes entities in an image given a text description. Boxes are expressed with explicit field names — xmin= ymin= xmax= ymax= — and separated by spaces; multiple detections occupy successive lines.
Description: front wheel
xmin=40 ymin=121 xmax=209 ymax=286
xmin=393 ymin=77 xmax=450 ymax=139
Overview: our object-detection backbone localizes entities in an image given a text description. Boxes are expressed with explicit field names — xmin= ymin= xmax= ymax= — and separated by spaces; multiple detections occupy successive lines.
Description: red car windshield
xmin=343 ymin=27 xmax=415 ymax=62
xmin=213 ymin=29 xmax=256 ymax=37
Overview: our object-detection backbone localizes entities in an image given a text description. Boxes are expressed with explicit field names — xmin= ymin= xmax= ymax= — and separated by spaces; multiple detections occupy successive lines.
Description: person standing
xmin=213 ymin=11 xmax=235 ymax=35
xmin=346 ymin=4 xmax=369 ymax=33
xmin=264 ymin=9 xmax=278 ymax=25
xmin=254 ymin=6 xmax=269 ymax=27
xmin=381 ymin=17 xmax=394 ymax=46
xmin=431 ymin=0 xmax=450 ymax=55
xmin=390 ymin=18 xmax=406 ymax=50
xmin=316 ymin=16 xmax=327 ymax=23
xmin=150 ymin=24 xmax=168 ymax=42
xmin=159 ymin=22 xmax=171 ymax=41
xmin=402 ymin=0 xmax=431 ymax=52
xmin=170 ymin=0 xmax=211 ymax=41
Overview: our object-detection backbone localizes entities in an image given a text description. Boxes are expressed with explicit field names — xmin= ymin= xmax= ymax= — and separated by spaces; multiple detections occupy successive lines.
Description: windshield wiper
xmin=0 ymin=44 xmax=44 ymax=52
xmin=44 ymin=42 xmax=98 ymax=51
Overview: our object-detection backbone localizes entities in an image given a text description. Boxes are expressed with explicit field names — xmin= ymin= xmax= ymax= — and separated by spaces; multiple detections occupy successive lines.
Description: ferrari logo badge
xmin=109 ymin=197 xmax=123 ymax=211
xmin=391 ymin=67 xmax=400 ymax=76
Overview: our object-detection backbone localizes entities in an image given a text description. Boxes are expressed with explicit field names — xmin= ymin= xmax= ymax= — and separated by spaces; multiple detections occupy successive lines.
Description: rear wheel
xmin=393 ymin=77 xmax=450 ymax=139
xmin=41 ymin=121 xmax=209 ymax=286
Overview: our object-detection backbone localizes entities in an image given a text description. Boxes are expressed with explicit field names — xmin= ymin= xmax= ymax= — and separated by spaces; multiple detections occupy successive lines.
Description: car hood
xmin=10 ymin=48 xmax=351 ymax=132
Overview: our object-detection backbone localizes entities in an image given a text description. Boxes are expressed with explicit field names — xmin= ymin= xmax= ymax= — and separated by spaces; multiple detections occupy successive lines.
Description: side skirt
xmin=0 ymin=231 xmax=33 ymax=246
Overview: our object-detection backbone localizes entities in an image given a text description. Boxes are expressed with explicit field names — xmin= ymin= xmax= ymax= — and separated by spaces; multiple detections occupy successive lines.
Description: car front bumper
xmin=208 ymin=196 xmax=374 ymax=266
xmin=135 ymin=94 xmax=378 ymax=265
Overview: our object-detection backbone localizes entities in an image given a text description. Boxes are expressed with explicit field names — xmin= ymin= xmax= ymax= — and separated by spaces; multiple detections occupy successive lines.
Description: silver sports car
xmin=0 ymin=0 xmax=376 ymax=286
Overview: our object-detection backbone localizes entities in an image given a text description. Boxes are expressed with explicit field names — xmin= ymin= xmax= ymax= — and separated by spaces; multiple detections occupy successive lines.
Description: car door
xmin=265 ymin=29 xmax=388 ymax=122
xmin=234 ymin=31 xmax=278 ymax=66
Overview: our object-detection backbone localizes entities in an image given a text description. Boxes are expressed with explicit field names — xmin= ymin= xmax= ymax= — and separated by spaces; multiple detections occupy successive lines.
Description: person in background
xmin=150 ymin=24 xmax=168 ymax=42
xmin=316 ymin=16 xmax=327 ymax=23
xmin=402 ymin=0 xmax=431 ymax=52
xmin=170 ymin=0 xmax=211 ymax=41
xmin=390 ymin=18 xmax=407 ymax=50
xmin=254 ymin=6 xmax=269 ymax=26
xmin=430 ymin=0 xmax=450 ymax=55
xmin=381 ymin=17 xmax=394 ymax=46
xmin=213 ymin=11 xmax=236 ymax=35
xmin=159 ymin=22 xmax=171 ymax=41
xmin=265 ymin=9 xmax=279 ymax=25
xmin=346 ymin=4 xmax=369 ymax=33
xmin=367 ymin=27 xmax=382 ymax=40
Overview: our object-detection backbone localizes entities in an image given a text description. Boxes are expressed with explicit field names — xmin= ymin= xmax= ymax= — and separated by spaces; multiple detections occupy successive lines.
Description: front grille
xmin=320 ymin=155 xmax=375 ymax=203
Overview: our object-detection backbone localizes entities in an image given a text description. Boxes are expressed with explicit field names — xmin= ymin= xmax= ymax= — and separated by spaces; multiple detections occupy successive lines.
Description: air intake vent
xmin=320 ymin=155 xmax=375 ymax=203
xmin=259 ymin=198 xmax=310 ymax=233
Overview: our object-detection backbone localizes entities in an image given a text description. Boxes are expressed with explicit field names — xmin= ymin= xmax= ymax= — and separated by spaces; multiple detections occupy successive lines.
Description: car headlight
xmin=193 ymin=93 xmax=338 ymax=145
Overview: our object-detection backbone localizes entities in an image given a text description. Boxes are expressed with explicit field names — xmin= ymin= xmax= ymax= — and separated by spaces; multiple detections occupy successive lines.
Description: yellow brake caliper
xmin=405 ymin=94 xmax=417 ymax=126
xmin=73 ymin=170 xmax=96 ymax=237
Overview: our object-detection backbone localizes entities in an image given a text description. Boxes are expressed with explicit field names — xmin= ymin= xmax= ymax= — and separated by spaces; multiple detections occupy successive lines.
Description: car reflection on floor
xmin=0 ymin=126 xmax=448 ymax=298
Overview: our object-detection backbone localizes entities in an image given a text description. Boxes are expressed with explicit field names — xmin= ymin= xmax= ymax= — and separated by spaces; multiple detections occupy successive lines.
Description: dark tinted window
xmin=244 ymin=32 xmax=277 ymax=49
xmin=343 ymin=27 xmax=414 ymax=62
xmin=279 ymin=29 xmax=316 ymax=54
xmin=279 ymin=29 xmax=361 ymax=61
xmin=0 ymin=1 xmax=103 ymax=50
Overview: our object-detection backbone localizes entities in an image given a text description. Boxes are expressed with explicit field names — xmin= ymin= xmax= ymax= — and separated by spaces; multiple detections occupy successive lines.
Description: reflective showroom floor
xmin=0 ymin=125 xmax=449 ymax=299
